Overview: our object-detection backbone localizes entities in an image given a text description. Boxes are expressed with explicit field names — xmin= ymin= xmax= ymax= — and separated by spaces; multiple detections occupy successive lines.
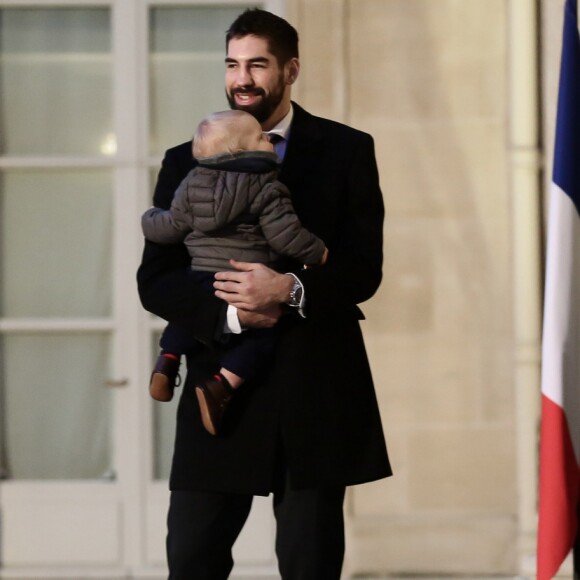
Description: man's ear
xmin=286 ymin=58 xmax=300 ymax=85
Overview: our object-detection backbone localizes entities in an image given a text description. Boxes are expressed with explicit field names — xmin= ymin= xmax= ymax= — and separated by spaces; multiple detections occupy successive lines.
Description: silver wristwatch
xmin=287 ymin=274 xmax=303 ymax=308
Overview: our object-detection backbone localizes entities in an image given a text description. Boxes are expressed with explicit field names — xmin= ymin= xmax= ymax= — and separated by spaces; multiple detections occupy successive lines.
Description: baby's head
xmin=192 ymin=110 xmax=274 ymax=159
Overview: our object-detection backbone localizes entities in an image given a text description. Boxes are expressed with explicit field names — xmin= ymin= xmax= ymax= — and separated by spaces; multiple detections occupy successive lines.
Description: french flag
xmin=537 ymin=0 xmax=580 ymax=578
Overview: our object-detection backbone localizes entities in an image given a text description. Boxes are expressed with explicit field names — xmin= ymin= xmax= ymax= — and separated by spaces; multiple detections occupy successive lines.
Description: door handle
xmin=105 ymin=378 xmax=129 ymax=388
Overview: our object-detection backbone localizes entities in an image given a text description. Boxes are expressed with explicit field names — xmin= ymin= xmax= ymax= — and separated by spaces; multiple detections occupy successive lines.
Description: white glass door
xmin=0 ymin=3 xmax=126 ymax=574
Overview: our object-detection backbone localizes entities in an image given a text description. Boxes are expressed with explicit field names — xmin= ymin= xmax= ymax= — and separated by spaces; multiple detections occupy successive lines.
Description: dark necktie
xmin=267 ymin=133 xmax=286 ymax=161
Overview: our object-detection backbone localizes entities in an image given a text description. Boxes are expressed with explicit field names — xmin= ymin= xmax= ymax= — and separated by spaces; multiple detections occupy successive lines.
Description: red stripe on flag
xmin=537 ymin=394 xmax=580 ymax=580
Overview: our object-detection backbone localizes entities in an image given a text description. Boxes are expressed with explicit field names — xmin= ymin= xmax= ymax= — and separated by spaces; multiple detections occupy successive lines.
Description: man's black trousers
xmin=166 ymin=482 xmax=346 ymax=579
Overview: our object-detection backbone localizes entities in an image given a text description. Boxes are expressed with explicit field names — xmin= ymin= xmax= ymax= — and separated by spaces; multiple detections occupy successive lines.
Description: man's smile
xmin=232 ymin=89 xmax=264 ymax=106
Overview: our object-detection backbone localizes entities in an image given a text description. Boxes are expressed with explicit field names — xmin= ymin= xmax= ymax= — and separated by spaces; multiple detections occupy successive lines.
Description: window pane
xmin=0 ymin=333 xmax=111 ymax=480
xmin=148 ymin=6 xmax=254 ymax=154
xmin=0 ymin=170 xmax=112 ymax=318
xmin=0 ymin=8 xmax=112 ymax=156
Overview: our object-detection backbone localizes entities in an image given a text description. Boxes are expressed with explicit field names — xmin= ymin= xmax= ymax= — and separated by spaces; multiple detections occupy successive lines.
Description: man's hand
xmin=214 ymin=260 xmax=293 ymax=311
xmin=237 ymin=305 xmax=283 ymax=329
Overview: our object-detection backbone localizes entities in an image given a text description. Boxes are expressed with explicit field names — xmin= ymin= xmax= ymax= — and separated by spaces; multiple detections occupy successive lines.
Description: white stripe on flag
xmin=541 ymin=181 xmax=580 ymax=464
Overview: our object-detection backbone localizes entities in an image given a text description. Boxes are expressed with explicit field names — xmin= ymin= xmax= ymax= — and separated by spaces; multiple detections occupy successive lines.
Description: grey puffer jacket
xmin=141 ymin=151 xmax=326 ymax=272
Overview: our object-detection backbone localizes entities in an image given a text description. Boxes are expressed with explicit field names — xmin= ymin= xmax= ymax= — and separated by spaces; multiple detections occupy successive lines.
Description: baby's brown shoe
xmin=149 ymin=354 xmax=181 ymax=402
xmin=195 ymin=374 xmax=234 ymax=435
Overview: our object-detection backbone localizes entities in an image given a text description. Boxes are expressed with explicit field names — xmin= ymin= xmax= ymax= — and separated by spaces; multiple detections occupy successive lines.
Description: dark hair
xmin=226 ymin=8 xmax=299 ymax=66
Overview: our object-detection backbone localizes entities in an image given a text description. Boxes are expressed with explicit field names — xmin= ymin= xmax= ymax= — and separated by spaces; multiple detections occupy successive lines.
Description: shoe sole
xmin=195 ymin=386 xmax=218 ymax=436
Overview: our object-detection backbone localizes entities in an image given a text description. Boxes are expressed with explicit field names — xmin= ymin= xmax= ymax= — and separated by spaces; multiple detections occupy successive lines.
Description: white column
xmin=508 ymin=0 xmax=542 ymax=574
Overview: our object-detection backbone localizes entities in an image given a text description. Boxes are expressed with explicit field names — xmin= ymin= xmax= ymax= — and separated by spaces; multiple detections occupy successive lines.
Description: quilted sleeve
xmin=257 ymin=181 xmax=326 ymax=266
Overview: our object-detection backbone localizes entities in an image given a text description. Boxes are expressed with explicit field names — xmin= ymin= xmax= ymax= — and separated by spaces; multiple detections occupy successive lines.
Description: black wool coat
xmin=137 ymin=103 xmax=392 ymax=495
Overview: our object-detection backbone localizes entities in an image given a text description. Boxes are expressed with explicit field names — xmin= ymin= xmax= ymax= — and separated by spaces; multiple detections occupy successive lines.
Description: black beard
xmin=226 ymin=78 xmax=285 ymax=124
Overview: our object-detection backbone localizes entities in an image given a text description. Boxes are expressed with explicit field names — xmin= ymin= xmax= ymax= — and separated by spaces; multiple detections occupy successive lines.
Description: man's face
xmin=225 ymin=35 xmax=290 ymax=128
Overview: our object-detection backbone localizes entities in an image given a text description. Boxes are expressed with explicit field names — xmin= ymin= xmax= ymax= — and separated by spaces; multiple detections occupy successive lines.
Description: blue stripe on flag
xmin=553 ymin=0 xmax=580 ymax=215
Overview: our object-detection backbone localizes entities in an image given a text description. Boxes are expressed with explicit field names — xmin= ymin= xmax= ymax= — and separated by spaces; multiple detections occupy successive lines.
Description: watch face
xmin=290 ymin=281 xmax=302 ymax=306
xmin=295 ymin=284 xmax=303 ymax=302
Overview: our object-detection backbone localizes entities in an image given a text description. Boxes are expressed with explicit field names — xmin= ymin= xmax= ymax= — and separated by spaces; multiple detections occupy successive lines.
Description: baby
xmin=142 ymin=110 xmax=327 ymax=435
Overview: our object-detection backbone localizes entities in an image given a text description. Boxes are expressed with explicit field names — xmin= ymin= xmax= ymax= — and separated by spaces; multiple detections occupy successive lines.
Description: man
xmin=137 ymin=8 xmax=391 ymax=579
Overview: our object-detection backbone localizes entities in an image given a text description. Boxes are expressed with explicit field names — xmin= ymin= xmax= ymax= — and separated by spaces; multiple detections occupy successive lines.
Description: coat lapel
xmin=278 ymin=103 xmax=322 ymax=205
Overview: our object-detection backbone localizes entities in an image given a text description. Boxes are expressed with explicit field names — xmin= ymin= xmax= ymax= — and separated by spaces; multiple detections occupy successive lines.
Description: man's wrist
xmin=278 ymin=273 xmax=295 ymax=303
